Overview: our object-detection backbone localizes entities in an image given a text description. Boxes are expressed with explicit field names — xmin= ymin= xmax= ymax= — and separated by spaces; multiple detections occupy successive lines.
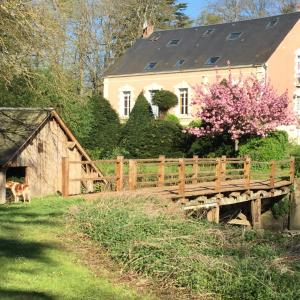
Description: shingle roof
xmin=0 ymin=108 xmax=53 ymax=166
xmin=105 ymin=12 xmax=300 ymax=77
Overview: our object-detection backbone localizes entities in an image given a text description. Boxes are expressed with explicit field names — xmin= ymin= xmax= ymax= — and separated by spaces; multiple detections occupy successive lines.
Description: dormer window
xmin=150 ymin=33 xmax=161 ymax=41
xmin=266 ymin=18 xmax=279 ymax=29
xmin=175 ymin=59 xmax=185 ymax=67
xmin=167 ymin=39 xmax=180 ymax=46
xmin=145 ymin=62 xmax=157 ymax=71
xmin=203 ymin=29 xmax=215 ymax=37
xmin=205 ymin=56 xmax=220 ymax=65
xmin=227 ymin=32 xmax=242 ymax=40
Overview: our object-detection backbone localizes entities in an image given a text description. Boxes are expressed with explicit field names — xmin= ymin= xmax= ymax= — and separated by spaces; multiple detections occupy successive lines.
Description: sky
xmin=185 ymin=0 xmax=207 ymax=19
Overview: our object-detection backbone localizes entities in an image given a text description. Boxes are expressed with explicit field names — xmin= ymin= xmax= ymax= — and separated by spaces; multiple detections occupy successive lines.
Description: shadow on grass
xmin=0 ymin=289 xmax=54 ymax=300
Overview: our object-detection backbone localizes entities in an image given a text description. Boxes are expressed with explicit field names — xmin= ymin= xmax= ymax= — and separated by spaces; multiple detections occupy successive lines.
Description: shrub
xmin=120 ymin=92 xmax=154 ymax=157
xmin=239 ymin=131 xmax=289 ymax=161
xmin=142 ymin=120 xmax=185 ymax=157
xmin=152 ymin=90 xmax=178 ymax=118
xmin=188 ymin=134 xmax=235 ymax=158
xmin=165 ymin=113 xmax=180 ymax=125
xmin=272 ymin=196 xmax=290 ymax=219
xmin=84 ymin=95 xmax=122 ymax=158
xmin=74 ymin=195 xmax=300 ymax=300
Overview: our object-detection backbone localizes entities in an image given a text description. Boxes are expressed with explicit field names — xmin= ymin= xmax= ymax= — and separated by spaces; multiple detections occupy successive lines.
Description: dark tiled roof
xmin=0 ymin=108 xmax=53 ymax=166
xmin=105 ymin=12 xmax=300 ymax=76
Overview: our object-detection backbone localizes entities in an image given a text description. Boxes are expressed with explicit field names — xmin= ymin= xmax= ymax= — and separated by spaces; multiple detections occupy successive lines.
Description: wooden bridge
xmin=62 ymin=156 xmax=295 ymax=228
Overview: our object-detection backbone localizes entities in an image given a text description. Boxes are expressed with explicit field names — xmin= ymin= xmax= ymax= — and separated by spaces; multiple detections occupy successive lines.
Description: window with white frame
xmin=123 ymin=91 xmax=131 ymax=117
xmin=296 ymin=95 xmax=300 ymax=115
xmin=179 ymin=88 xmax=189 ymax=115
xmin=296 ymin=53 xmax=300 ymax=86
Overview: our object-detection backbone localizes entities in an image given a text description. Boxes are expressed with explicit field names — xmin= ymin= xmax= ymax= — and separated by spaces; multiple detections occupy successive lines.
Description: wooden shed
xmin=0 ymin=108 xmax=102 ymax=203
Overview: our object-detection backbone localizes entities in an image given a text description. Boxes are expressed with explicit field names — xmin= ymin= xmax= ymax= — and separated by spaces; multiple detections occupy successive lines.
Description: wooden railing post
xmin=116 ymin=156 xmax=124 ymax=191
xmin=62 ymin=157 xmax=69 ymax=197
xmin=270 ymin=160 xmax=276 ymax=188
xmin=215 ymin=158 xmax=222 ymax=193
xmin=192 ymin=155 xmax=199 ymax=184
xmin=244 ymin=156 xmax=251 ymax=189
xmin=158 ymin=155 xmax=165 ymax=187
xmin=129 ymin=159 xmax=137 ymax=190
xmin=178 ymin=158 xmax=185 ymax=197
xmin=290 ymin=156 xmax=295 ymax=184
xmin=221 ymin=155 xmax=226 ymax=181
xmin=251 ymin=197 xmax=262 ymax=229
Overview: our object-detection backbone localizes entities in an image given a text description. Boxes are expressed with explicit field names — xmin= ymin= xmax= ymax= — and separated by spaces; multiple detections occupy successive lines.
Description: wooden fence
xmin=61 ymin=156 xmax=295 ymax=197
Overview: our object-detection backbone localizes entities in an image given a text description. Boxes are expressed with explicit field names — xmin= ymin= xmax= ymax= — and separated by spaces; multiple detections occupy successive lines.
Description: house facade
xmin=104 ymin=12 xmax=300 ymax=140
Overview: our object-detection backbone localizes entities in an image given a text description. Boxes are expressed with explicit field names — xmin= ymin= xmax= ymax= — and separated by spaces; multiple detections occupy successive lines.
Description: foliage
xmin=142 ymin=120 xmax=185 ymax=157
xmin=120 ymin=93 xmax=154 ymax=157
xmin=239 ymin=131 xmax=289 ymax=161
xmin=165 ymin=113 xmax=180 ymax=124
xmin=74 ymin=195 xmax=300 ymax=300
xmin=272 ymin=196 xmax=291 ymax=219
xmin=188 ymin=74 xmax=294 ymax=143
xmin=288 ymin=144 xmax=300 ymax=177
xmin=152 ymin=90 xmax=178 ymax=118
xmin=83 ymin=95 xmax=122 ymax=158
xmin=188 ymin=134 xmax=235 ymax=158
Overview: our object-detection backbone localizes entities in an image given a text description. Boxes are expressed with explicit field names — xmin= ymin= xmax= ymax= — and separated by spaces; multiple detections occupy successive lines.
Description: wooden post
xmin=192 ymin=155 xmax=199 ymax=184
xmin=0 ymin=168 xmax=7 ymax=204
xmin=244 ymin=156 xmax=251 ymax=189
xmin=251 ymin=197 xmax=262 ymax=229
xmin=215 ymin=158 xmax=222 ymax=193
xmin=221 ymin=156 xmax=226 ymax=181
xmin=86 ymin=165 xmax=94 ymax=193
xmin=207 ymin=205 xmax=220 ymax=224
xmin=178 ymin=158 xmax=185 ymax=197
xmin=116 ymin=156 xmax=124 ymax=191
xmin=270 ymin=160 xmax=276 ymax=188
xmin=129 ymin=159 xmax=137 ymax=190
xmin=290 ymin=156 xmax=295 ymax=184
xmin=62 ymin=157 xmax=69 ymax=197
xmin=158 ymin=155 xmax=165 ymax=187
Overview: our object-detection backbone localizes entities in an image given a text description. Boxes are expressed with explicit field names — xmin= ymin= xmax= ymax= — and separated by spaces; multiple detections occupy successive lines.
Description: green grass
xmin=73 ymin=195 xmax=300 ymax=300
xmin=0 ymin=197 xmax=147 ymax=300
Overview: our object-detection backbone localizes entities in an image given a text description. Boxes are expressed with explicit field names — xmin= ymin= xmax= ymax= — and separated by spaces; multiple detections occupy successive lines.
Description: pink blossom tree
xmin=188 ymin=74 xmax=295 ymax=150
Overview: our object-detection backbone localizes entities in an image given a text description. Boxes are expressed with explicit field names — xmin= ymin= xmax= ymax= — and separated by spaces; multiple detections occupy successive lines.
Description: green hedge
xmin=239 ymin=131 xmax=289 ymax=161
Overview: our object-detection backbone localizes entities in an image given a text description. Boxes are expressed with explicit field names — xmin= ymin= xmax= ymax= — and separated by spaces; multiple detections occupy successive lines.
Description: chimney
xmin=142 ymin=20 xmax=154 ymax=39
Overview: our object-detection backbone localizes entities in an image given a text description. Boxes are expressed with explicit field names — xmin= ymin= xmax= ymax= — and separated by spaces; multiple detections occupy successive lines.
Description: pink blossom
xmin=187 ymin=74 xmax=295 ymax=141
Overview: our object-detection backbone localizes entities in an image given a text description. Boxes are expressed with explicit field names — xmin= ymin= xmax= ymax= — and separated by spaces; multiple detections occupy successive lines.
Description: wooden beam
xmin=207 ymin=205 xmax=220 ymax=224
xmin=290 ymin=156 xmax=295 ymax=184
xmin=0 ymin=168 xmax=6 ymax=204
xmin=158 ymin=155 xmax=165 ymax=187
xmin=192 ymin=155 xmax=199 ymax=184
xmin=62 ymin=157 xmax=69 ymax=197
xmin=215 ymin=158 xmax=222 ymax=193
xmin=116 ymin=156 xmax=124 ymax=191
xmin=270 ymin=160 xmax=276 ymax=189
xmin=244 ymin=156 xmax=251 ymax=189
xmin=251 ymin=197 xmax=261 ymax=229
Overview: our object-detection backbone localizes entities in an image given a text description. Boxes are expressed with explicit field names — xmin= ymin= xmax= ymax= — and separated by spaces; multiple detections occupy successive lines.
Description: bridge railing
xmin=62 ymin=156 xmax=295 ymax=197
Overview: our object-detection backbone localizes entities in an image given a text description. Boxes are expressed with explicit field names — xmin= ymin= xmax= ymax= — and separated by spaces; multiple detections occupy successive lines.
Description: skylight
xmin=227 ymin=32 xmax=242 ymax=40
xmin=205 ymin=56 xmax=220 ymax=65
xmin=167 ymin=39 xmax=180 ymax=46
xmin=145 ymin=62 xmax=157 ymax=71
xmin=266 ymin=18 xmax=279 ymax=29
xmin=150 ymin=33 xmax=161 ymax=41
xmin=175 ymin=59 xmax=185 ymax=67
xmin=203 ymin=29 xmax=215 ymax=37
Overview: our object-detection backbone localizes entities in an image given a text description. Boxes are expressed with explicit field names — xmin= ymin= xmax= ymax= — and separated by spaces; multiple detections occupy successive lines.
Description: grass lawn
xmin=0 ymin=197 xmax=148 ymax=300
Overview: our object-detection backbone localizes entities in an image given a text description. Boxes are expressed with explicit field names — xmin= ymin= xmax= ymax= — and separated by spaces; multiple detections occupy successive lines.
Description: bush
xmin=120 ymin=92 xmax=154 ymax=157
xmin=84 ymin=95 xmax=122 ymax=158
xmin=239 ymin=131 xmax=289 ymax=161
xmin=152 ymin=90 xmax=178 ymax=118
xmin=142 ymin=120 xmax=185 ymax=157
xmin=165 ymin=113 xmax=180 ymax=125
xmin=74 ymin=195 xmax=300 ymax=300
xmin=188 ymin=134 xmax=235 ymax=158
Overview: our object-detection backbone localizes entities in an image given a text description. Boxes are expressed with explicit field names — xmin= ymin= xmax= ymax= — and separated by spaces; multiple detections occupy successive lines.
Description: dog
xmin=5 ymin=181 xmax=31 ymax=203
